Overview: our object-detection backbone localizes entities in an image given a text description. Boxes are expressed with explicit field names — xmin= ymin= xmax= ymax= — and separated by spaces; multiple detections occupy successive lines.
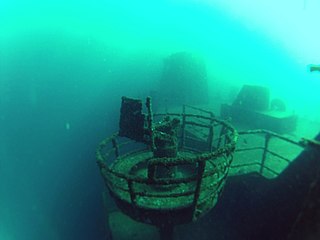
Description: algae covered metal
xmin=96 ymin=97 xmax=238 ymax=239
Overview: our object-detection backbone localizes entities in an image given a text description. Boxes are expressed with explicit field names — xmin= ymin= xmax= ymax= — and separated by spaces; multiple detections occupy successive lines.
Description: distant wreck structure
xmin=154 ymin=52 xmax=209 ymax=108
xmin=221 ymin=85 xmax=297 ymax=134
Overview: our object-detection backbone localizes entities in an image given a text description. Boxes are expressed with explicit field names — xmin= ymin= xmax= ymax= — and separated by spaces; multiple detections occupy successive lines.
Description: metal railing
xmin=230 ymin=129 xmax=305 ymax=178
xmin=96 ymin=110 xmax=237 ymax=219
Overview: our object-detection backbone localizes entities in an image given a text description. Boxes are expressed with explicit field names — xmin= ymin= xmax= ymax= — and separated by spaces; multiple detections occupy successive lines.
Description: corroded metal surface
xmin=97 ymin=109 xmax=237 ymax=226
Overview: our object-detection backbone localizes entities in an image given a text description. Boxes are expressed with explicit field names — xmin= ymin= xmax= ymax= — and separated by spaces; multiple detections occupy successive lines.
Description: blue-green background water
xmin=1 ymin=1 xmax=320 ymax=239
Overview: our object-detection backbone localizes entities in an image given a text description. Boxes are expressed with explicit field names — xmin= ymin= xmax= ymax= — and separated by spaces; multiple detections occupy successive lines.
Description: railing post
xmin=207 ymin=112 xmax=214 ymax=152
xmin=217 ymin=126 xmax=225 ymax=149
xmin=128 ymin=180 xmax=136 ymax=205
xmin=192 ymin=161 xmax=206 ymax=221
xmin=181 ymin=105 xmax=187 ymax=149
xmin=112 ymin=138 xmax=119 ymax=158
xmin=146 ymin=96 xmax=155 ymax=151
xmin=260 ymin=133 xmax=271 ymax=175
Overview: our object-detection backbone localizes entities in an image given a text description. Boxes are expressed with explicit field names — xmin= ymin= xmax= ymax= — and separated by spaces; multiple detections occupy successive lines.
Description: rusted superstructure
xmin=96 ymin=97 xmax=320 ymax=240
xmin=97 ymin=97 xmax=237 ymax=239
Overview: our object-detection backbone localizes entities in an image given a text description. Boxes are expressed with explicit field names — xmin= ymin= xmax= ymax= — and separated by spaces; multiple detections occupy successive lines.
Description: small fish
xmin=309 ymin=64 xmax=320 ymax=72
xmin=65 ymin=122 xmax=70 ymax=130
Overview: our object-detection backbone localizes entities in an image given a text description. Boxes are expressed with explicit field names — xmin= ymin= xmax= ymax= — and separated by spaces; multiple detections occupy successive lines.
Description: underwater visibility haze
xmin=1 ymin=0 xmax=320 ymax=239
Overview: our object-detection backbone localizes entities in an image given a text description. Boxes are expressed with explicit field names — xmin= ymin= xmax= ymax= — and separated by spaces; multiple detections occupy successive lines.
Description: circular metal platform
xmin=97 ymin=112 xmax=237 ymax=227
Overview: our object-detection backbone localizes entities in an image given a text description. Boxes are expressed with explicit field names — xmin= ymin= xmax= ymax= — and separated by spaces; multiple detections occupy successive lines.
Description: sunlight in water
xmin=1 ymin=0 xmax=320 ymax=120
